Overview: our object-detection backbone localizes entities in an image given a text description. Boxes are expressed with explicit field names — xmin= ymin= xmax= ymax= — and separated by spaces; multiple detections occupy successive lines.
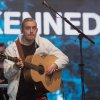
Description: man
xmin=0 ymin=43 xmax=6 ymax=84
xmin=4 ymin=18 xmax=69 ymax=100
xmin=0 ymin=42 xmax=8 ymax=100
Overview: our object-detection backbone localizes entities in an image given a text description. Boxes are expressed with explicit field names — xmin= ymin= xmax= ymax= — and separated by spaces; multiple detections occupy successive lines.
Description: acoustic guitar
xmin=0 ymin=53 xmax=61 ymax=92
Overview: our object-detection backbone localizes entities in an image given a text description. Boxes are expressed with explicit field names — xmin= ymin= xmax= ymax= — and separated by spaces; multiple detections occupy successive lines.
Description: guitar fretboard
xmin=7 ymin=56 xmax=19 ymax=63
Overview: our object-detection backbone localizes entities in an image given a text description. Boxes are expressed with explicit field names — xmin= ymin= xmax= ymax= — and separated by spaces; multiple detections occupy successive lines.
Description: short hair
xmin=21 ymin=18 xmax=34 ymax=29
xmin=0 ymin=42 xmax=5 ymax=47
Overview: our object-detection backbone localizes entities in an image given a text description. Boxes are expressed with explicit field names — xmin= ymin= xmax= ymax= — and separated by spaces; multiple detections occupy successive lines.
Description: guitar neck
xmin=6 ymin=55 xmax=44 ymax=74
xmin=6 ymin=55 xmax=19 ymax=63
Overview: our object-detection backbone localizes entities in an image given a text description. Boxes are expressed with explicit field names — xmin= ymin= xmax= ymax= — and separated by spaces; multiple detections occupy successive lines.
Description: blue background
xmin=0 ymin=0 xmax=100 ymax=100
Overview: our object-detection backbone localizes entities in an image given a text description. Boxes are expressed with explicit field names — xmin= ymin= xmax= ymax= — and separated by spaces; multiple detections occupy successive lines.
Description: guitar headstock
xmin=0 ymin=53 xmax=6 ymax=62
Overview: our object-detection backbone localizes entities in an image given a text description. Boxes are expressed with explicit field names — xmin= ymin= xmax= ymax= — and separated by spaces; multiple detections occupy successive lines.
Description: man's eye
xmin=26 ymin=27 xmax=30 ymax=30
xmin=33 ymin=26 xmax=37 ymax=29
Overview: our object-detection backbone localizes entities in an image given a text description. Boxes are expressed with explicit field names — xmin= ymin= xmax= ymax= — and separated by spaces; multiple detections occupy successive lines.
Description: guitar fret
xmin=7 ymin=56 xmax=18 ymax=63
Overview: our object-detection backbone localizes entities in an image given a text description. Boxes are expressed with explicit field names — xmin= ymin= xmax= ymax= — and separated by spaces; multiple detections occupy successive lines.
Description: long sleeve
xmin=41 ymin=38 xmax=69 ymax=69
xmin=4 ymin=43 xmax=20 ymax=80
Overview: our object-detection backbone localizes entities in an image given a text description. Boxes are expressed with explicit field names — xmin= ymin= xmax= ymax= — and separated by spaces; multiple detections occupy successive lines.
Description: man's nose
xmin=30 ymin=28 xmax=34 ymax=32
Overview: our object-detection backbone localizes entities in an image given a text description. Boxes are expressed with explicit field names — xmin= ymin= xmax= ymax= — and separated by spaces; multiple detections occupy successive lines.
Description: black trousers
xmin=0 ymin=88 xmax=9 ymax=100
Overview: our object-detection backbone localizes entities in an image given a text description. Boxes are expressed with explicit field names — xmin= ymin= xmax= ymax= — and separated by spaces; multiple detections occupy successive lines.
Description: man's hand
xmin=45 ymin=63 xmax=58 ymax=75
xmin=15 ymin=58 xmax=24 ymax=69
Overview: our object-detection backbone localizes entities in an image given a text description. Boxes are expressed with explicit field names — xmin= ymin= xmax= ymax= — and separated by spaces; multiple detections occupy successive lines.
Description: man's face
xmin=0 ymin=46 xmax=5 ymax=53
xmin=22 ymin=20 xmax=38 ymax=42
xmin=0 ymin=46 xmax=5 ymax=64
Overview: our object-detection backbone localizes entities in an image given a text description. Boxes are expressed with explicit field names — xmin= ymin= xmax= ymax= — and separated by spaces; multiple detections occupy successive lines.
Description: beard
xmin=22 ymin=35 xmax=36 ymax=45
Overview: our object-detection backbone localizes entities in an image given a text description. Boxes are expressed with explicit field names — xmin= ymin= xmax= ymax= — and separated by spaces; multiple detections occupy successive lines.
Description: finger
xmin=46 ymin=69 xmax=54 ymax=75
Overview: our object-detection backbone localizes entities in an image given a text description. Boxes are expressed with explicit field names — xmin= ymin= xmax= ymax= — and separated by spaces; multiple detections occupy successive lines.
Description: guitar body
xmin=25 ymin=55 xmax=62 ymax=92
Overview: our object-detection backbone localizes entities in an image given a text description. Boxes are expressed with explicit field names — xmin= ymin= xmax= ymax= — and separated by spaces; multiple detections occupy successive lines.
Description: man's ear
xmin=36 ymin=28 xmax=38 ymax=33
xmin=21 ymin=29 xmax=23 ymax=34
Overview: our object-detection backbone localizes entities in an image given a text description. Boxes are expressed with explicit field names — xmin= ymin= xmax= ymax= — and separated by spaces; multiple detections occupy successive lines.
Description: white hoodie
xmin=4 ymin=34 xmax=69 ymax=100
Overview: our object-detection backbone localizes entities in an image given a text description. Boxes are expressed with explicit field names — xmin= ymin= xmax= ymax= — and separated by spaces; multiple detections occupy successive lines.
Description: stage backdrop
xmin=0 ymin=0 xmax=100 ymax=100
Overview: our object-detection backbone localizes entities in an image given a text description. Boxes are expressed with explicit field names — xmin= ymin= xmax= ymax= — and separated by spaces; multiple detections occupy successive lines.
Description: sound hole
xmin=38 ymin=65 xmax=44 ymax=75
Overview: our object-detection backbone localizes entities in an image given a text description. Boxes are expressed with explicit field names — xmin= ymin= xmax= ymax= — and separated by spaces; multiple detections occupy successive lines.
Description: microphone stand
xmin=42 ymin=1 xmax=95 ymax=100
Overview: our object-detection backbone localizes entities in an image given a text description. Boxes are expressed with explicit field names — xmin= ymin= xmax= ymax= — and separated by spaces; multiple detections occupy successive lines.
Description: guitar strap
xmin=15 ymin=39 xmax=25 ymax=61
